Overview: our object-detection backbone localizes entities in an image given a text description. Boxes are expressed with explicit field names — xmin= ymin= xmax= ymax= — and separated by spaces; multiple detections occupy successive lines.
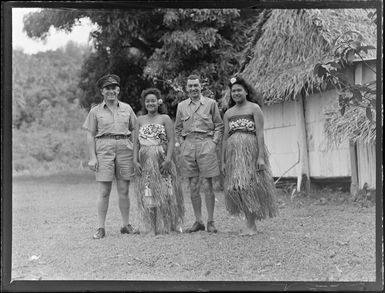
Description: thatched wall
xmin=323 ymin=60 xmax=377 ymax=144
xmin=324 ymin=105 xmax=376 ymax=145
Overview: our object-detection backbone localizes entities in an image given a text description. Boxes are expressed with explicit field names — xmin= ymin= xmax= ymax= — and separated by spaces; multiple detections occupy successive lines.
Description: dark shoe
xmin=93 ymin=228 xmax=105 ymax=239
xmin=120 ymin=224 xmax=139 ymax=234
xmin=207 ymin=221 xmax=218 ymax=233
xmin=185 ymin=221 xmax=205 ymax=233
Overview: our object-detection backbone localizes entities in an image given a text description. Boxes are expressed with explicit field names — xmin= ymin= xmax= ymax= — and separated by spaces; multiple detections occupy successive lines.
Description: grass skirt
xmin=134 ymin=145 xmax=184 ymax=233
xmin=224 ymin=132 xmax=278 ymax=220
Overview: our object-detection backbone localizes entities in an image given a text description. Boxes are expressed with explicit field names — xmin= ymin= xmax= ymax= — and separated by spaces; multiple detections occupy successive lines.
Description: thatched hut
xmin=237 ymin=9 xmax=377 ymax=193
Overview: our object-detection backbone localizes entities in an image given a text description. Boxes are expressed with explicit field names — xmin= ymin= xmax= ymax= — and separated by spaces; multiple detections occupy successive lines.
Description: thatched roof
xmin=240 ymin=9 xmax=377 ymax=105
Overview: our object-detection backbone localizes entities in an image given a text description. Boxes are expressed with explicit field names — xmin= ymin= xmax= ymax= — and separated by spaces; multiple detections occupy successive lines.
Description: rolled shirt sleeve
xmin=128 ymin=106 xmax=137 ymax=132
xmin=211 ymin=101 xmax=224 ymax=144
xmin=174 ymin=104 xmax=184 ymax=144
xmin=82 ymin=107 xmax=97 ymax=135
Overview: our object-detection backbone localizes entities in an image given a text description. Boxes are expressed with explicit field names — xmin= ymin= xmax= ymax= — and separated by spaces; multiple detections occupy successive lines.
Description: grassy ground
xmin=11 ymin=171 xmax=376 ymax=281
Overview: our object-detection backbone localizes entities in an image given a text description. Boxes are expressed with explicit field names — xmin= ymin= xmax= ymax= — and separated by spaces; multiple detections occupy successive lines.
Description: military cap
xmin=97 ymin=74 xmax=120 ymax=89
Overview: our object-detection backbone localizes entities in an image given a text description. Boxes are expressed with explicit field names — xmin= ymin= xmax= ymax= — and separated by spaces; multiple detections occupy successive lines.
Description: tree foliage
xmin=23 ymin=8 xmax=260 ymax=116
xmin=12 ymin=44 xmax=91 ymax=174
xmin=313 ymin=11 xmax=378 ymax=123
xmin=12 ymin=42 xmax=89 ymax=129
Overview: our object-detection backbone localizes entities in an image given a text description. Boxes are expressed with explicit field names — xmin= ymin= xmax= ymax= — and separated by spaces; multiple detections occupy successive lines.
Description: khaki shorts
xmin=181 ymin=134 xmax=220 ymax=178
xmin=95 ymin=138 xmax=134 ymax=181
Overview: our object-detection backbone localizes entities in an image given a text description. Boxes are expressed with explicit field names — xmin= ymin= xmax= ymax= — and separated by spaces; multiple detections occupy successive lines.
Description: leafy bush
xmin=12 ymin=46 xmax=92 ymax=175
xmin=13 ymin=127 xmax=89 ymax=176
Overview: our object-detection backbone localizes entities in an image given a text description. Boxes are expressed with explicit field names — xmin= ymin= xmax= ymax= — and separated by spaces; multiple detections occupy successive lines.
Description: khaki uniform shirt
xmin=175 ymin=95 xmax=224 ymax=144
xmin=82 ymin=101 xmax=137 ymax=138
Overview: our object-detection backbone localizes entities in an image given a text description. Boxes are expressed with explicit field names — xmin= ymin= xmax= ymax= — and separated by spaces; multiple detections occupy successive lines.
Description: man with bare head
xmin=175 ymin=74 xmax=224 ymax=233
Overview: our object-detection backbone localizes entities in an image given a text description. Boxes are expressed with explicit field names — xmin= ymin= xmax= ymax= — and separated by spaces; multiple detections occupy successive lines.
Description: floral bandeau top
xmin=228 ymin=114 xmax=256 ymax=136
xmin=139 ymin=123 xmax=168 ymax=146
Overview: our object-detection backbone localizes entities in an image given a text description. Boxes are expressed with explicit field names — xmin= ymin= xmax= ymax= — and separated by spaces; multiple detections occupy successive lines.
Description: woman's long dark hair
xmin=140 ymin=87 xmax=167 ymax=114
xmin=227 ymin=76 xmax=263 ymax=109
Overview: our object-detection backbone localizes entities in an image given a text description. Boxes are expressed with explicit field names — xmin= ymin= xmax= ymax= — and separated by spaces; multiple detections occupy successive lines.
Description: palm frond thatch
xmin=323 ymin=104 xmax=377 ymax=145
xmin=241 ymin=9 xmax=377 ymax=105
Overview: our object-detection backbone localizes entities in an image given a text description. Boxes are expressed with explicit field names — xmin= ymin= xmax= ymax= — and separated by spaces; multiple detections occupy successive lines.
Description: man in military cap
xmin=83 ymin=74 xmax=138 ymax=239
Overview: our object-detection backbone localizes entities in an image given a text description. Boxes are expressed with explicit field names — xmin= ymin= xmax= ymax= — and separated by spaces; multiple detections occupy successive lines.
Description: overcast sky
xmin=12 ymin=8 xmax=96 ymax=54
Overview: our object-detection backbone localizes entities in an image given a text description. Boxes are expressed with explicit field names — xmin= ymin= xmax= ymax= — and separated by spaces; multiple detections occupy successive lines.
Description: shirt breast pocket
xmin=117 ymin=112 xmax=130 ymax=124
xmin=181 ymin=115 xmax=191 ymax=129
xmin=96 ymin=112 xmax=112 ymax=129
xmin=197 ymin=113 xmax=213 ymax=128
xmin=199 ymin=113 xmax=211 ymax=120
xmin=116 ymin=112 xmax=131 ymax=132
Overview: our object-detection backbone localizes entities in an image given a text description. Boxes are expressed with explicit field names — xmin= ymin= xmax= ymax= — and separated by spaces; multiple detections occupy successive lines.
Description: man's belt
xmin=98 ymin=134 xmax=130 ymax=140
xmin=184 ymin=132 xmax=213 ymax=139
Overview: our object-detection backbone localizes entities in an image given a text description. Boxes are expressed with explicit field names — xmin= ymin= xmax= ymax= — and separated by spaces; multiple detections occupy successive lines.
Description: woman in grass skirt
xmin=133 ymin=88 xmax=184 ymax=235
xmin=221 ymin=76 xmax=278 ymax=235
